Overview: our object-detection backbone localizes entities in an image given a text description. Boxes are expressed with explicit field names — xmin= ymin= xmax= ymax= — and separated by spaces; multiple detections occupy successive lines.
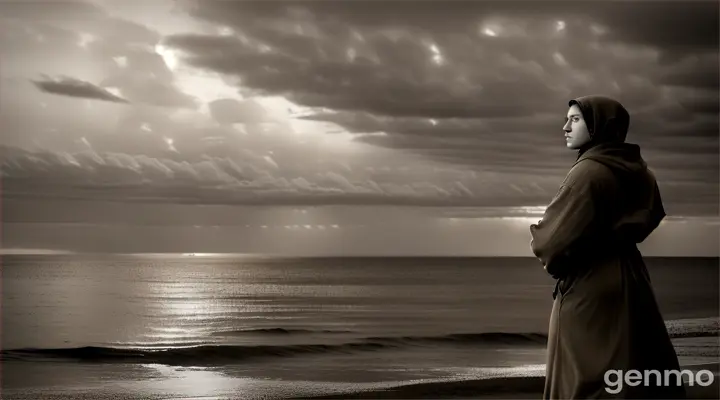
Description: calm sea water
xmin=1 ymin=255 xmax=718 ymax=399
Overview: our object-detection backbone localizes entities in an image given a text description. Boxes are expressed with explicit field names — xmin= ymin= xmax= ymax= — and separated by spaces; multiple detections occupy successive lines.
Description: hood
xmin=568 ymin=95 xmax=645 ymax=175
xmin=569 ymin=95 xmax=630 ymax=145
xmin=568 ymin=96 xmax=664 ymax=247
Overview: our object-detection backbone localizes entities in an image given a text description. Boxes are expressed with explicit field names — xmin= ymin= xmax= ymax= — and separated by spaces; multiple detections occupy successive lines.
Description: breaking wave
xmin=3 ymin=318 xmax=715 ymax=366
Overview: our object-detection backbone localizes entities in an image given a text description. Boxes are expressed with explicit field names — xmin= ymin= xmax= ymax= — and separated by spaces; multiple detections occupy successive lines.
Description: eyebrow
xmin=565 ymin=114 xmax=581 ymax=119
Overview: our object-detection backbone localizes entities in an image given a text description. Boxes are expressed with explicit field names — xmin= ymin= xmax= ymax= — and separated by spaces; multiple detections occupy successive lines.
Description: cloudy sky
xmin=1 ymin=0 xmax=717 ymax=256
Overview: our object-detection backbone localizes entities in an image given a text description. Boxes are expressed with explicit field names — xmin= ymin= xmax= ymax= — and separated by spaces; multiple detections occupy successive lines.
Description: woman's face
xmin=563 ymin=104 xmax=592 ymax=150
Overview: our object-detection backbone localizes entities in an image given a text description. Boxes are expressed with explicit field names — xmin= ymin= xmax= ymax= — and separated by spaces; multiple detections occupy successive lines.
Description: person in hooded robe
xmin=530 ymin=95 xmax=685 ymax=399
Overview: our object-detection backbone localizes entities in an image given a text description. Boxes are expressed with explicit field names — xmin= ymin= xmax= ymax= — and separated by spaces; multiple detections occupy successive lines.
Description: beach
xmin=2 ymin=254 xmax=718 ymax=399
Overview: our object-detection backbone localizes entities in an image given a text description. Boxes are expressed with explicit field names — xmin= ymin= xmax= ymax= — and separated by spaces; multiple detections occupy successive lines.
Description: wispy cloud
xmin=0 ymin=144 xmax=556 ymax=207
xmin=31 ymin=75 xmax=130 ymax=103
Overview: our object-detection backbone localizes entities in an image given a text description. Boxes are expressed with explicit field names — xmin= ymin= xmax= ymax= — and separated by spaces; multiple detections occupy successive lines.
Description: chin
xmin=566 ymin=142 xmax=577 ymax=150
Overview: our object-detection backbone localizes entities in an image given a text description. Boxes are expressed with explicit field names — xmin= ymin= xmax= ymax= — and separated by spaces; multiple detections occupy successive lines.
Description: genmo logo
xmin=604 ymin=369 xmax=715 ymax=395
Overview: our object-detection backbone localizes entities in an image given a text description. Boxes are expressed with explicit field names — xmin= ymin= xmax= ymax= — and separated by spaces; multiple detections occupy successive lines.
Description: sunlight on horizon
xmin=180 ymin=252 xmax=231 ymax=257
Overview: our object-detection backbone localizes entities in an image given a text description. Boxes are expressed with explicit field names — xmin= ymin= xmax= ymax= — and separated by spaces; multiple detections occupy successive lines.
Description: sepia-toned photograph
xmin=1 ymin=1 xmax=718 ymax=399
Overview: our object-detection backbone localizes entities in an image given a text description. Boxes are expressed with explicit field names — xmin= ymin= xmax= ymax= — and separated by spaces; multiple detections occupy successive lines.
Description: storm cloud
xmin=157 ymin=0 xmax=718 ymax=212
xmin=0 ymin=0 xmax=717 ymax=254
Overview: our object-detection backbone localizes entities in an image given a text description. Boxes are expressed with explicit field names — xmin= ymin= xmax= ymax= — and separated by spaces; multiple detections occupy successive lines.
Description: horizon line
xmin=0 ymin=250 xmax=717 ymax=259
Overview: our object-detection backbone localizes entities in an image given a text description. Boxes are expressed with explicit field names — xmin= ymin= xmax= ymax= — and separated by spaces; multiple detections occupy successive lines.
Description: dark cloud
xmin=181 ymin=0 xmax=718 ymax=59
xmin=166 ymin=1 xmax=718 ymax=124
xmin=164 ymin=30 xmax=565 ymax=119
xmin=31 ymin=75 xmax=130 ymax=103
xmin=654 ymin=53 xmax=720 ymax=91
xmin=598 ymin=1 xmax=718 ymax=60
xmin=678 ymin=95 xmax=720 ymax=117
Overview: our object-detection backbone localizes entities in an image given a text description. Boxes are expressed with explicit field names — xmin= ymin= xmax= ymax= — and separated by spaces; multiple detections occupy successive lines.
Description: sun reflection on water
xmin=136 ymin=363 xmax=245 ymax=397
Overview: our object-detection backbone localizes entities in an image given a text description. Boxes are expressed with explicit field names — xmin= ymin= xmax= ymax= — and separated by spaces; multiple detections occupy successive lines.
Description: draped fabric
xmin=530 ymin=96 xmax=684 ymax=399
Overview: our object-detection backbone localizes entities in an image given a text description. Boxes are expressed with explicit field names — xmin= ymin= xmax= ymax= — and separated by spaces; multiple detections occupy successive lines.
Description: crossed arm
xmin=529 ymin=162 xmax=610 ymax=278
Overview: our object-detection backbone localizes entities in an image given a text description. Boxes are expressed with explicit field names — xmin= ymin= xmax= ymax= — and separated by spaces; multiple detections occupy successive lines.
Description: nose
xmin=563 ymin=121 xmax=571 ymax=132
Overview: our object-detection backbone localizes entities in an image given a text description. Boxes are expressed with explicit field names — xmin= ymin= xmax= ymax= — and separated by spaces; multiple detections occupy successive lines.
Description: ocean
xmin=1 ymin=255 xmax=718 ymax=399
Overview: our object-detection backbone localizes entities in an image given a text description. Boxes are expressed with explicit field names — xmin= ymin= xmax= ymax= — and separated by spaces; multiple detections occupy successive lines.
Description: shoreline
xmin=2 ymin=314 xmax=716 ymax=400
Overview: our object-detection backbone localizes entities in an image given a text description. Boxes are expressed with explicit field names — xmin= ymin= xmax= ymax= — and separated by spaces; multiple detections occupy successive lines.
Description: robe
xmin=530 ymin=142 xmax=685 ymax=399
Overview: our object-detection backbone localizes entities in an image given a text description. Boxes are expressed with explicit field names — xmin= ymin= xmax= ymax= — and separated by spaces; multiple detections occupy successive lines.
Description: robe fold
xmin=531 ymin=96 xmax=684 ymax=399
